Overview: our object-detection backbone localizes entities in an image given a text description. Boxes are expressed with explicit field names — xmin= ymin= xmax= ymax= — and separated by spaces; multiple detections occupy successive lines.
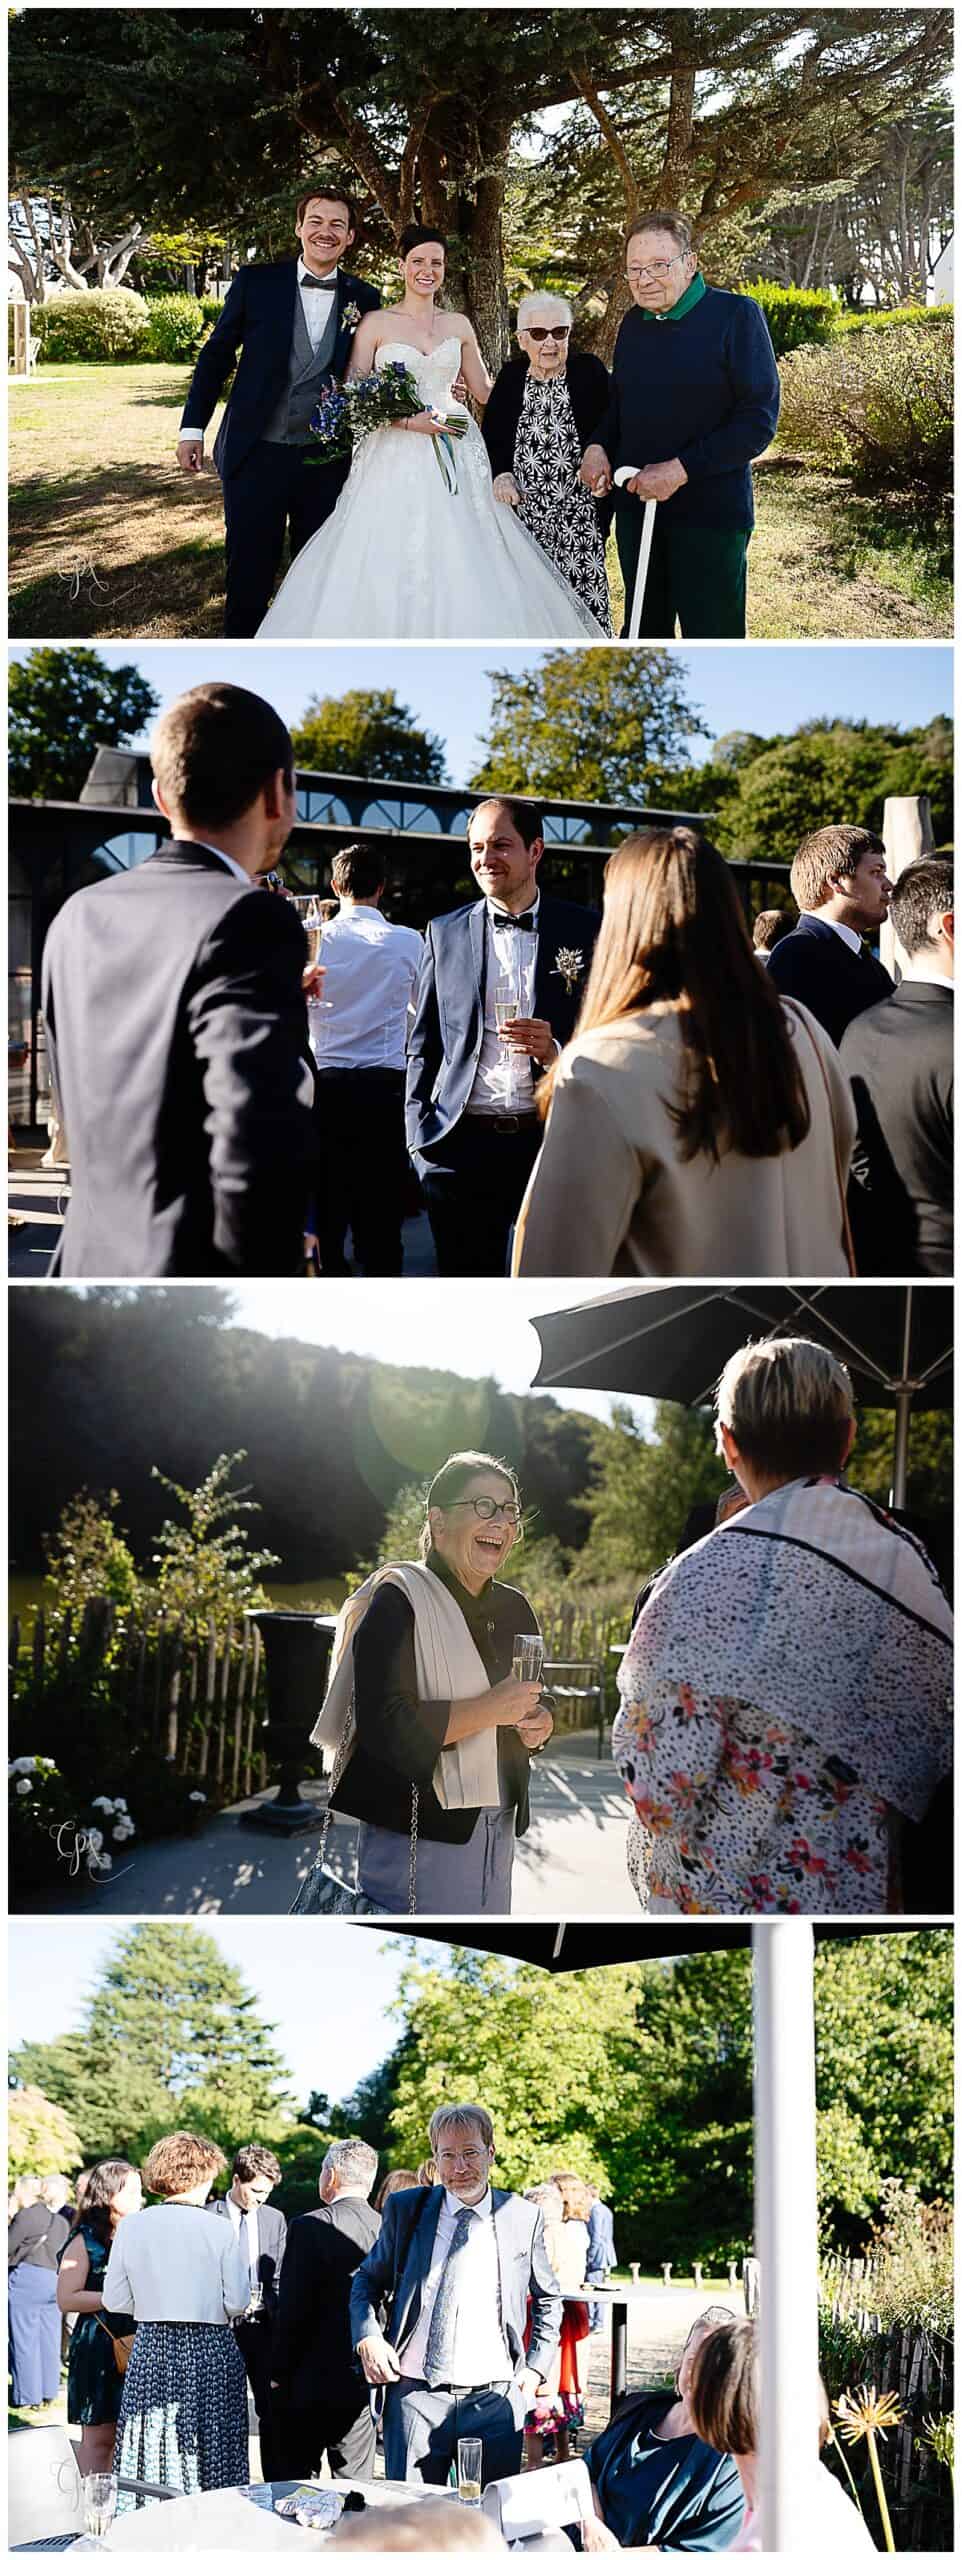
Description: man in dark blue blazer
xmin=841 ymin=857 xmax=954 ymax=1275
xmin=350 ymin=2103 xmax=561 ymax=2487
xmin=208 ymin=2143 xmax=287 ymax=2480
xmin=406 ymin=798 xmax=601 ymax=1275
xmin=767 ymin=823 xmax=894 ymax=1049
xmin=178 ymin=184 xmax=381 ymax=634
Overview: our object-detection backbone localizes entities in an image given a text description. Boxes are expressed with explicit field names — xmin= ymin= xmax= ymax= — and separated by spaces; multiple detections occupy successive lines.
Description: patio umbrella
xmin=366 ymin=1916 xmax=929 ymax=2552
xmin=530 ymin=1282 xmax=951 ymax=1505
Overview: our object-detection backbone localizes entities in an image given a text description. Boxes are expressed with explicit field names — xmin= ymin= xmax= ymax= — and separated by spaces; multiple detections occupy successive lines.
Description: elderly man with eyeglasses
xmin=351 ymin=2102 xmax=562 ymax=2488
xmin=581 ymin=211 xmax=780 ymax=638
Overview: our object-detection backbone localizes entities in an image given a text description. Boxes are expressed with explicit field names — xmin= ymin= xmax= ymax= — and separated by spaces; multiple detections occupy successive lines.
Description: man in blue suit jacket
xmin=406 ymin=798 xmax=601 ymax=1275
xmin=350 ymin=2102 xmax=562 ymax=2487
xmin=767 ymin=824 xmax=894 ymax=1049
xmin=178 ymin=184 xmax=381 ymax=634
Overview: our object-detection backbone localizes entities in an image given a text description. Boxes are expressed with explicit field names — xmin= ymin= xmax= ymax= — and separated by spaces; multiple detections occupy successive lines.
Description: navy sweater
xmin=602 ymin=286 xmax=780 ymax=530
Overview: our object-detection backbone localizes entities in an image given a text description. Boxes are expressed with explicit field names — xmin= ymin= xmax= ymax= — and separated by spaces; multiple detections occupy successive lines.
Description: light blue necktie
xmin=422 ymin=2207 xmax=474 ymax=2385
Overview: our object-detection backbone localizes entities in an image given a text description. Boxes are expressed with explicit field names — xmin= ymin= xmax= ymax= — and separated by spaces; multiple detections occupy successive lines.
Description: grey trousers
xmin=357 ymin=1808 xmax=516 ymax=1914
xmin=383 ymin=2377 xmax=524 ymax=2486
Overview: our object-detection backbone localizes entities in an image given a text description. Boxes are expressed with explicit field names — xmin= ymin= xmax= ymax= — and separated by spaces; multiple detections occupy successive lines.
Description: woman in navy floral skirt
xmin=102 ymin=2132 xmax=250 ymax=2507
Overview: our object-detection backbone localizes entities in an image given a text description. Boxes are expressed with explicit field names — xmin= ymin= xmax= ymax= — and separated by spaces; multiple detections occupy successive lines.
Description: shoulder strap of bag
xmin=783 ymin=997 xmax=856 ymax=1274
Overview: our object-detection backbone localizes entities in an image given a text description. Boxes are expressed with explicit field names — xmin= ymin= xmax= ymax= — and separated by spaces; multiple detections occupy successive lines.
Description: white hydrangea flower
xmin=9 ymin=1757 xmax=37 ymax=1775
xmin=91 ymin=1795 xmax=115 ymax=1813
xmin=189 ymin=1790 xmax=207 ymax=1803
xmin=86 ymin=1828 xmax=104 ymax=1852
xmin=113 ymin=1798 xmax=128 ymax=1814
xmin=15 ymin=1778 xmax=32 ymax=1796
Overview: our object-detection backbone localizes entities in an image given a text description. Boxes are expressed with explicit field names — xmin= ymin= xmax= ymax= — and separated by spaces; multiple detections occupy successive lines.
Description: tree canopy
xmin=290 ymin=688 xmax=447 ymax=785
xmin=9 ymin=2084 xmax=83 ymax=2180
xmin=10 ymin=647 xmax=159 ymax=803
xmin=471 ymin=651 xmax=709 ymax=806
xmin=10 ymin=10 xmax=951 ymax=355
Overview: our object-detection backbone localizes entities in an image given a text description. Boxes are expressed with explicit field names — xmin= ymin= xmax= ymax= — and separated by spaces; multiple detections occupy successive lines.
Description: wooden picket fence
xmin=538 ymin=1599 xmax=622 ymax=1734
xmin=819 ymin=2254 xmax=954 ymax=2548
xmin=9 ymin=1599 xmax=270 ymax=1799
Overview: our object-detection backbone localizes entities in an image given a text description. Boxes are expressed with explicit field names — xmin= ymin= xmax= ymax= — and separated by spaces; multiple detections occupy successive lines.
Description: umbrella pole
xmin=891 ymin=1287 xmax=914 ymax=1510
xmin=753 ymin=1919 xmax=821 ymax=2552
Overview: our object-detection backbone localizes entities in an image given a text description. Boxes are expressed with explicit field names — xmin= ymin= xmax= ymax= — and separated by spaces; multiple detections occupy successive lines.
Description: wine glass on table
xmin=83 ymin=2475 xmax=117 ymax=2541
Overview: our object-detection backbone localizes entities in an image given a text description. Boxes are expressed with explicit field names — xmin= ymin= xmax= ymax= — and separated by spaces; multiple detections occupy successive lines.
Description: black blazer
xmin=482 ymin=350 xmax=613 ymax=525
xmin=331 ymin=1565 xmax=540 ymax=1843
xmin=207 ymin=2197 xmax=287 ymax=2313
xmin=180 ymin=262 xmax=382 ymax=478
xmin=406 ymin=891 xmax=601 ymax=1156
xmin=272 ymin=2196 xmax=381 ymax=2408
xmin=767 ymin=915 xmax=894 ymax=1050
xmin=840 ymin=981 xmax=953 ymax=1275
xmin=41 ymin=843 xmax=316 ymax=1277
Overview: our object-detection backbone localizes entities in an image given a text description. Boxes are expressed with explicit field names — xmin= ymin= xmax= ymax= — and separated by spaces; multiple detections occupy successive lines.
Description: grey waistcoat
xmin=261 ymin=284 xmax=340 ymax=446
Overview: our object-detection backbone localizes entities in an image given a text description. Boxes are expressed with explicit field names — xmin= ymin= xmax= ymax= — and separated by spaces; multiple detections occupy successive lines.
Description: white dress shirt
xmin=308 ymin=907 xmax=423 ymax=1071
xmin=102 ymin=2201 xmax=251 ymax=2325
xmin=192 ymin=839 xmax=252 ymax=888
xmin=180 ymin=263 xmax=340 ymax=440
xmin=399 ymin=2186 xmax=512 ymax=2385
xmin=467 ymin=896 xmax=540 ymax=1118
xmin=820 ymin=915 xmax=864 ymax=955
xmin=226 ymin=2194 xmax=259 ymax=2286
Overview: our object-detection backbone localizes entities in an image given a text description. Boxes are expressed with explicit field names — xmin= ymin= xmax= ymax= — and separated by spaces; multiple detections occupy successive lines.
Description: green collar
xmin=641 ymin=271 xmax=707 ymax=325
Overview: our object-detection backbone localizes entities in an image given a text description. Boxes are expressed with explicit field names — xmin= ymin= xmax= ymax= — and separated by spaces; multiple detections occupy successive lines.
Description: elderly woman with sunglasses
xmin=298 ymin=1449 xmax=553 ymax=1915
xmin=482 ymin=293 xmax=613 ymax=629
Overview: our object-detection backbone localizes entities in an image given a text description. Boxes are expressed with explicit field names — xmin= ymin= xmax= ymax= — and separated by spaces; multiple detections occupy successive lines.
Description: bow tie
xmin=490 ymin=910 xmax=536 ymax=932
xmin=301 ymin=273 xmax=336 ymax=291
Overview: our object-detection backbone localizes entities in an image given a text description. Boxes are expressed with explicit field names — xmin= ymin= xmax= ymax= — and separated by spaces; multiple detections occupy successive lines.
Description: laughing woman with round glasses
xmin=482 ymin=294 xmax=613 ymax=629
xmin=296 ymin=1451 xmax=554 ymax=1915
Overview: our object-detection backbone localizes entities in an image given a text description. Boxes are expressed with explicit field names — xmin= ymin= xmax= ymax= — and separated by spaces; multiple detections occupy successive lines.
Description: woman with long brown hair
xmin=512 ymin=827 xmax=856 ymax=1276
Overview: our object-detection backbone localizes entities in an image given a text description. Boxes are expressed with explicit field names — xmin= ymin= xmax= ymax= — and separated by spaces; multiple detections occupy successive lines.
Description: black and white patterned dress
xmin=114 ymin=2323 xmax=249 ymax=2508
xmin=513 ymin=374 xmax=612 ymax=631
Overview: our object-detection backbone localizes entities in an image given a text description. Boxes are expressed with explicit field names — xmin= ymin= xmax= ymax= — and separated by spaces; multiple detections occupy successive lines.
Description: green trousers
xmin=615 ymin=502 xmax=751 ymax=638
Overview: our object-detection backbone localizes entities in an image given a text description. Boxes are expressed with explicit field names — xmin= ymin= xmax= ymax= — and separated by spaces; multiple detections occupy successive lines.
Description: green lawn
xmin=8 ymin=362 xmax=953 ymax=639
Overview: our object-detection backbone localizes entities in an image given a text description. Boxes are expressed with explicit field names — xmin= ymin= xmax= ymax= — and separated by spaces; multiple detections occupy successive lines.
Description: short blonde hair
xmin=517 ymin=291 xmax=572 ymax=335
xmin=550 ymin=2170 xmax=592 ymax=2221
xmin=715 ymin=1336 xmax=854 ymax=1479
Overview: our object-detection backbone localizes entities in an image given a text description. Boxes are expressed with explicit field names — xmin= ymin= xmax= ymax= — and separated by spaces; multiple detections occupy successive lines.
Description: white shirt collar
xmin=817 ymin=915 xmax=863 ymax=955
xmin=442 ymin=2185 xmax=492 ymax=2219
xmin=298 ymin=258 xmax=339 ymax=290
xmin=193 ymin=840 xmax=253 ymax=889
xmin=899 ymin=964 xmax=954 ymax=992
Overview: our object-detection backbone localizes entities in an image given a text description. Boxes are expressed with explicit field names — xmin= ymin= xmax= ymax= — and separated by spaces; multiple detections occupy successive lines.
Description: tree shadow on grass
xmin=9 ymin=458 xmax=225 ymax=636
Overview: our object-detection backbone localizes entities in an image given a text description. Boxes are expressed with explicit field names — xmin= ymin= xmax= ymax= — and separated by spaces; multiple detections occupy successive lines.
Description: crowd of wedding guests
xmin=39 ymin=680 xmax=953 ymax=1285
xmin=8 ymin=2105 xmax=874 ymax=2552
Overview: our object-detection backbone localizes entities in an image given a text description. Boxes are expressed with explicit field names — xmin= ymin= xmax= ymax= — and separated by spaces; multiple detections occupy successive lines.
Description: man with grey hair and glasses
xmin=351 ymin=2102 xmax=562 ymax=2485
xmin=271 ymin=2137 xmax=381 ymax=2481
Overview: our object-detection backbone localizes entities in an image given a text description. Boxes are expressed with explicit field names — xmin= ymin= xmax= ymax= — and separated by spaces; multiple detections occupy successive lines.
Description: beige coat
xmin=512 ymin=997 xmax=856 ymax=1278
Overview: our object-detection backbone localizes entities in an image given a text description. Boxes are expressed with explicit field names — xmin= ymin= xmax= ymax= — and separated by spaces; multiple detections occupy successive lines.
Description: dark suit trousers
xmin=416 ymin=1116 xmax=543 ymax=1278
xmin=615 ymin=498 xmax=749 ymax=637
xmin=222 ymin=442 xmax=350 ymax=636
xmin=315 ymin=1067 xmax=407 ymax=1276
xmin=274 ymin=2397 xmax=376 ymax=2483
xmin=236 ymin=2316 xmax=284 ymax=2481
xmin=384 ymin=2380 xmax=523 ymax=2487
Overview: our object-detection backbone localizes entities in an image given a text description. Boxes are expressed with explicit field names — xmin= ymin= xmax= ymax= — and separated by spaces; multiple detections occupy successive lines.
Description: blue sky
xmin=8 ymin=1921 xmax=444 ymax=2106
xmin=11 ymin=643 xmax=951 ymax=792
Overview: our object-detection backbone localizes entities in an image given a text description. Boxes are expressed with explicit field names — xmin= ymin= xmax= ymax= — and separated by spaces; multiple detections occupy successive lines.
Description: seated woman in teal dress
xmin=583 ymin=2307 xmax=745 ymax=2550
xmin=56 ymin=2159 xmax=142 ymax=2475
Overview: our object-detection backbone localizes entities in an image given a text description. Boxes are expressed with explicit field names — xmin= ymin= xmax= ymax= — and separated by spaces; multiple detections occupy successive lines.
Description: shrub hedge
xmin=34 ymin=286 xmax=150 ymax=362
xmin=776 ymin=316 xmax=953 ymax=492
xmin=739 ymin=278 xmax=840 ymax=355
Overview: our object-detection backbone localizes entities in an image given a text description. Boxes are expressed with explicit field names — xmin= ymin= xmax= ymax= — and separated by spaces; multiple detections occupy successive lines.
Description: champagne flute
xmin=513 ymin=1634 xmax=544 ymax=1685
xmin=494 ymin=977 xmax=520 ymax=1096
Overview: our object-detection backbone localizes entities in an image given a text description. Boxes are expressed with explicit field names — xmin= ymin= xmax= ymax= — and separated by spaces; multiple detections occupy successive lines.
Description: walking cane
xmin=614 ymin=468 xmax=657 ymax=638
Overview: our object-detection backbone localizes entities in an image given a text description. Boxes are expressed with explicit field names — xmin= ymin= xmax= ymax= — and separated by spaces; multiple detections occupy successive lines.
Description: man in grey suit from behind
xmin=350 ymin=2100 xmax=562 ymax=2486
xmin=41 ymin=682 xmax=317 ymax=1278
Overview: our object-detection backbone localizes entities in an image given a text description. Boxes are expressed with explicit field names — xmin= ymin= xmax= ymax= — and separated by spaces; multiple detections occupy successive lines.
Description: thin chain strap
xmin=408 ymin=1786 xmax=419 ymax=1914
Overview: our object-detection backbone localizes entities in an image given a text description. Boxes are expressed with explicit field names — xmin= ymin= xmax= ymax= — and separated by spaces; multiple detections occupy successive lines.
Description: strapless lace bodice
xmin=374 ymin=335 xmax=466 ymax=412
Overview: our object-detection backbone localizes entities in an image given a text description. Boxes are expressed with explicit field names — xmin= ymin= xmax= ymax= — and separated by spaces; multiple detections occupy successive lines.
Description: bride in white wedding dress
xmin=258 ymin=225 xmax=606 ymax=640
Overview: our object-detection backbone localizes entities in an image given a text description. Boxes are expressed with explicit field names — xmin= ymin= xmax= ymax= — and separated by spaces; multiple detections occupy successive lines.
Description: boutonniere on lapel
xmin=341 ymin=302 xmax=363 ymax=334
xmin=552 ymin=947 xmax=585 ymax=996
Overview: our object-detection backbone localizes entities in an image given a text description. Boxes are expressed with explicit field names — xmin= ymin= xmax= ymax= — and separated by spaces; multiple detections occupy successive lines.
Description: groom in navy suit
xmin=178 ymin=184 xmax=381 ymax=634
xmin=406 ymin=798 xmax=601 ymax=1274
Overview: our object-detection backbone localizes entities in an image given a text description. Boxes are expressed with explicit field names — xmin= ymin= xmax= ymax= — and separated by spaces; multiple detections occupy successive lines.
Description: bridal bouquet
xmin=309 ymin=362 xmax=467 ymax=492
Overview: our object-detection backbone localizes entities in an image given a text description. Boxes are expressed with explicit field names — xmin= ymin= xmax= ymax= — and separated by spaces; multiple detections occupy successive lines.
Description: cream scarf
xmin=311 ymin=1561 xmax=501 ymax=1809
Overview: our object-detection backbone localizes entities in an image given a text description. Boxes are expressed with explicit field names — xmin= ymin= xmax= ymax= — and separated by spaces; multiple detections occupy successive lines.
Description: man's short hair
xmin=331 ymin=842 xmax=387 ymax=900
xmin=332 ymin=2498 xmax=503 ymax=2550
xmin=753 ymin=907 xmax=793 ymax=951
xmin=151 ymin=684 xmax=295 ymax=831
xmin=232 ymin=2143 xmax=281 ymax=2185
xmin=322 ymin=2138 xmax=378 ymax=2198
xmin=626 ymin=211 xmax=693 ymax=257
xmin=890 ymin=857 xmax=954 ymax=957
xmin=429 ymin=2103 xmax=495 ymax=2154
xmin=296 ymin=181 xmax=359 ymax=233
xmin=469 ymin=797 xmax=545 ymax=851
xmin=790 ymin=825 xmax=885 ymax=913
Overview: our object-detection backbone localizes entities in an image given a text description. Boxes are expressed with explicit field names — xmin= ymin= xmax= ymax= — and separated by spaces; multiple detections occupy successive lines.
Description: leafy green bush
xmin=37 ymin=287 xmax=150 ymax=362
xmin=143 ymin=294 xmax=221 ymax=362
xmin=44 ymin=1490 xmax=141 ymax=1617
xmin=739 ymin=279 xmax=839 ymax=356
xmin=835 ymin=302 xmax=951 ymax=336
xmin=777 ymin=320 xmax=953 ymax=492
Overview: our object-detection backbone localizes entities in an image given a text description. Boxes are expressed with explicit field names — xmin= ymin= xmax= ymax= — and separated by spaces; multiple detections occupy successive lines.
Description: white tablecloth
xmin=70 ymin=2475 xmax=455 ymax=2551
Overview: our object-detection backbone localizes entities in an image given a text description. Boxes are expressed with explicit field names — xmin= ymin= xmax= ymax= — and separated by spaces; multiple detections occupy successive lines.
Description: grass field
xmin=9 ymin=362 xmax=953 ymax=640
